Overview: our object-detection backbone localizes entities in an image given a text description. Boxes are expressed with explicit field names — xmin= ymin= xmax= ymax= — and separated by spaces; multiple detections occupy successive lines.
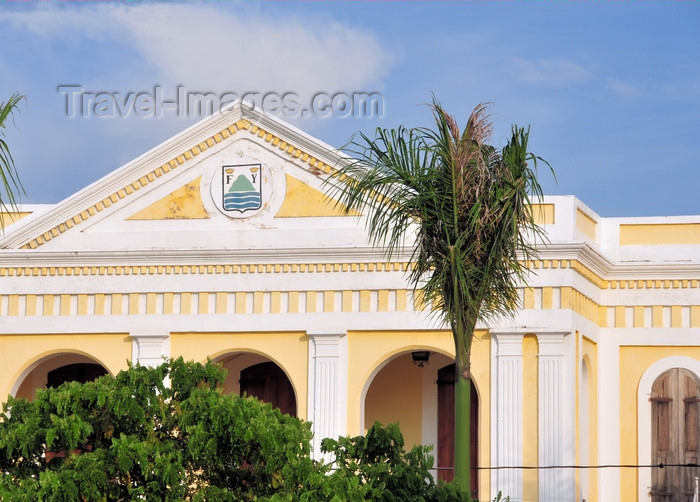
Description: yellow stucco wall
xmin=169 ymin=331 xmax=309 ymax=420
xmin=619 ymin=346 xmax=700 ymax=500
xmin=576 ymin=209 xmax=597 ymax=242
xmin=364 ymin=354 xmax=424 ymax=447
xmin=619 ymin=223 xmax=700 ymax=245
xmin=0 ymin=333 xmax=131 ymax=402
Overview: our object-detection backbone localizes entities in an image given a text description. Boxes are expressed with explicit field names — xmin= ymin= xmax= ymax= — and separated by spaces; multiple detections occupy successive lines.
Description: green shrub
xmin=322 ymin=422 xmax=469 ymax=502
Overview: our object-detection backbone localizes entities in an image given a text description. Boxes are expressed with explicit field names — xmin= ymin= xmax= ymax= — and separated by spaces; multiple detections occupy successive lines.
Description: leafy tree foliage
xmin=322 ymin=422 xmax=468 ymax=502
xmin=1 ymin=359 xmax=467 ymax=501
xmin=0 ymin=359 xmax=322 ymax=501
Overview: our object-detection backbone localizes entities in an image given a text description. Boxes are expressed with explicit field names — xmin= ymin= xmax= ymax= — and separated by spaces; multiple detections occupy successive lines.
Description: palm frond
xmin=327 ymin=99 xmax=552 ymax=335
xmin=0 ymin=92 xmax=27 ymax=224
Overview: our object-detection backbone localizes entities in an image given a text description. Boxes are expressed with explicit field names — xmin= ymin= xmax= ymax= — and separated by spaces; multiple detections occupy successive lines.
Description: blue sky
xmin=0 ymin=1 xmax=698 ymax=217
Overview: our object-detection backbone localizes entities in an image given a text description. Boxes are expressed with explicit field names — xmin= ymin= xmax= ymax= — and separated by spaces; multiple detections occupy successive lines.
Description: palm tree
xmin=0 ymin=92 xmax=26 ymax=223
xmin=327 ymin=99 xmax=550 ymax=497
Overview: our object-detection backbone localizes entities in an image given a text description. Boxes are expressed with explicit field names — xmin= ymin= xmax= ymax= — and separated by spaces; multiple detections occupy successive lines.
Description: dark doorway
xmin=437 ymin=363 xmax=478 ymax=493
xmin=47 ymin=363 xmax=108 ymax=388
xmin=240 ymin=361 xmax=297 ymax=417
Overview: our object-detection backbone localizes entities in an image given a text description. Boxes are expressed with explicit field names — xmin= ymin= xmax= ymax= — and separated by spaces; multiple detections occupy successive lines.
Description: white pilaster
xmin=130 ymin=333 xmax=170 ymax=367
xmin=537 ymin=332 xmax=574 ymax=502
xmin=307 ymin=331 xmax=347 ymax=461
xmin=491 ymin=332 xmax=524 ymax=501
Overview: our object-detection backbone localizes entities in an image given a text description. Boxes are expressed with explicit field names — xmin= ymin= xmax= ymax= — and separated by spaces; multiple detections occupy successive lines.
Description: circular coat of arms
xmin=210 ymin=162 xmax=269 ymax=218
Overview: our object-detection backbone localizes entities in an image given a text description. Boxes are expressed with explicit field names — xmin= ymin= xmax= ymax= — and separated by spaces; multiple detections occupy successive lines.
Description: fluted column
xmin=491 ymin=332 xmax=524 ymax=501
xmin=537 ymin=332 xmax=574 ymax=502
xmin=307 ymin=331 xmax=347 ymax=461
xmin=130 ymin=332 xmax=169 ymax=368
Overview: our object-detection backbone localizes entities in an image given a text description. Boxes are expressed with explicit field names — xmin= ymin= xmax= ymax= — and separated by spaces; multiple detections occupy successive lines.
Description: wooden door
xmin=650 ymin=368 xmax=700 ymax=501
xmin=240 ymin=361 xmax=297 ymax=417
xmin=437 ymin=364 xmax=478 ymax=495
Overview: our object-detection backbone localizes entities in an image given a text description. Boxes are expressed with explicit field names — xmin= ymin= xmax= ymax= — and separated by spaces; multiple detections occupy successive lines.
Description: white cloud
xmin=606 ymin=78 xmax=644 ymax=98
xmin=1 ymin=3 xmax=394 ymax=100
xmin=511 ymin=57 xmax=591 ymax=87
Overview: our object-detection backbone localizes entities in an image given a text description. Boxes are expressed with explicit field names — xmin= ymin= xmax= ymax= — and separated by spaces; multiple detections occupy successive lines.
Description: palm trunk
xmin=453 ymin=354 xmax=472 ymax=496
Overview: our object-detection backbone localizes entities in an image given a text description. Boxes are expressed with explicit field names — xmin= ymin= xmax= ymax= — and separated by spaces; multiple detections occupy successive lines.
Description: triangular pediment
xmin=0 ymin=103 xmax=368 ymax=252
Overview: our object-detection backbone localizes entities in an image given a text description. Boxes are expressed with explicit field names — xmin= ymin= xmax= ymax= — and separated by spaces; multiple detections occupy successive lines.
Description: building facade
xmin=1 ymin=104 xmax=699 ymax=501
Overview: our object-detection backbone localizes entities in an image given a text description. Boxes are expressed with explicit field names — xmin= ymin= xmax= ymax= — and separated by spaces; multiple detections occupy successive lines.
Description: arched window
xmin=650 ymin=368 xmax=700 ymax=501
xmin=240 ymin=361 xmax=297 ymax=417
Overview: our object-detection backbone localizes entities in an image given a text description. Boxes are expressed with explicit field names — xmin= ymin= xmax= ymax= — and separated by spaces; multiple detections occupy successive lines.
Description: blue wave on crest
xmin=224 ymin=191 xmax=261 ymax=211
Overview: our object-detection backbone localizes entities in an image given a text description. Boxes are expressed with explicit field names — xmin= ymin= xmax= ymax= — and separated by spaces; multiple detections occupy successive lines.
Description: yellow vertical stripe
xmin=560 ymin=287 xmax=572 ymax=310
xmin=78 ymin=294 xmax=88 ymax=315
xmin=323 ymin=291 xmax=334 ymax=313
xmin=598 ymin=306 xmax=607 ymax=327
xmin=691 ymin=306 xmax=700 ymax=328
xmin=95 ymin=294 xmax=105 ymax=315
xmin=60 ymin=294 xmax=71 ymax=316
xmin=8 ymin=295 xmax=19 ymax=316
xmin=129 ymin=293 xmax=140 ymax=315
xmin=235 ymin=292 xmax=246 ymax=314
xmin=413 ymin=290 xmax=426 ymax=311
xmin=542 ymin=287 xmax=553 ymax=310
xmin=199 ymin=292 xmax=209 ymax=314
xmin=111 ymin=293 xmax=122 ymax=315
xmin=146 ymin=293 xmax=157 ymax=314
xmin=216 ymin=292 xmax=227 ymax=314
xmin=342 ymin=290 xmax=353 ymax=312
xmin=270 ymin=292 xmax=281 ymax=314
xmin=163 ymin=293 xmax=174 ymax=315
xmin=253 ymin=292 xmax=264 ymax=314
xmin=288 ymin=291 xmax=299 ymax=313
xmin=181 ymin=293 xmax=192 ymax=315
xmin=44 ymin=294 xmax=54 ymax=315
xmin=615 ymin=306 xmax=626 ymax=328
xmin=396 ymin=290 xmax=407 ymax=311
xmin=524 ymin=288 xmax=535 ymax=309
xmin=306 ymin=291 xmax=317 ymax=313
xmin=360 ymin=290 xmax=371 ymax=312
xmin=25 ymin=295 xmax=36 ymax=316
xmin=633 ymin=306 xmax=644 ymax=328
xmin=377 ymin=290 xmax=389 ymax=312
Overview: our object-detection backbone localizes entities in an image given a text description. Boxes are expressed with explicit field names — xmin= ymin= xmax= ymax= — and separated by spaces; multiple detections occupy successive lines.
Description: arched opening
xmin=47 ymin=363 xmax=108 ymax=388
xmin=363 ymin=352 xmax=479 ymax=494
xmin=650 ymin=368 xmax=700 ymax=501
xmin=215 ymin=352 xmax=297 ymax=417
xmin=14 ymin=353 xmax=109 ymax=401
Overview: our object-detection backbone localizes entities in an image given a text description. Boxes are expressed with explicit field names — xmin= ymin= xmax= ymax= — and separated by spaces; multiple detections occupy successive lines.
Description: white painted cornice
xmin=536 ymin=241 xmax=700 ymax=279
xmin=0 ymin=246 xmax=410 ymax=267
xmin=537 ymin=241 xmax=613 ymax=277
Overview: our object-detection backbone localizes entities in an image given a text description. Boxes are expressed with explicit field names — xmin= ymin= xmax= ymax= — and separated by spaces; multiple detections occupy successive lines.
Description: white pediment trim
xmin=0 ymin=101 xmax=352 ymax=250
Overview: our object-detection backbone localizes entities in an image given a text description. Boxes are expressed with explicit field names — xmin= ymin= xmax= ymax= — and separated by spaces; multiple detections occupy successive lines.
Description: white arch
xmin=637 ymin=356 xmax=700 ymax=501
xmin=210 ymin=350 xmax=299 ymax=409
xmin=10 ymin=351 xmax=112 ymax=398
xmin=358 ymin=347 xmax=456 ymax=433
